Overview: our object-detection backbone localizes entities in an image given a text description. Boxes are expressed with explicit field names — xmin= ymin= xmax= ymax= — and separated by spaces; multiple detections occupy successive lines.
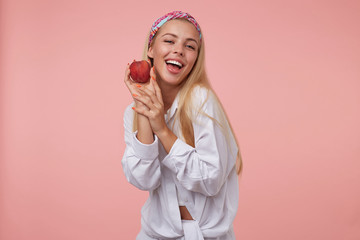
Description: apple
xmin=129 ymin=60 xmax=151 ymax=83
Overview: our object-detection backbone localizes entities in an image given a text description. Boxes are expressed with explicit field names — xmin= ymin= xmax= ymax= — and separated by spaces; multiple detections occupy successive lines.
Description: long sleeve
xmin=121 ymin=104 xmax=161 ymax=191
xmin=161 ymin=89 xmax=238 ymax=197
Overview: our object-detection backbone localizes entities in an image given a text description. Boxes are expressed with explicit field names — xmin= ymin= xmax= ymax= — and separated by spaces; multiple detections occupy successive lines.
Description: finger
xmin=124 ymin=62 xmax=144 ymax=96
xmin=145 ymin=66 xmax=156 ymax=91
xmin=126 ymin=83 xmax=142 ymax=101
xmin=124 ymin=63 xmax=137 ymax=91
xmin=124 ymin=62 xmax=141 ymax=86
xmin=132 ymin=105 xmax=151 ymax=118
xmin=138 ymin=86 xmax=162 ymax=109
xmin=124 ymin=63 xmax=131 ymax=85
xmin=151 ymin=75 xmax=163 ymax=104
xmin=133 ymin=90 xmax=155 ymax=110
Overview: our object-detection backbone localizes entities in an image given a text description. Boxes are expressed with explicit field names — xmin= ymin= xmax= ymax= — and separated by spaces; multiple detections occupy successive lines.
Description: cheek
xmin=154 ymin=48 xmax=167 ymax=63
xmin=188 ymin=54 xmax=198 ymax=68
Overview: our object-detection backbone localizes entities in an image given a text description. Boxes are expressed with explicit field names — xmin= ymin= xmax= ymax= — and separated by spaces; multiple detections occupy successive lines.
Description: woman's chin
xmin=159 ymin=74 xmax=185 ymax=87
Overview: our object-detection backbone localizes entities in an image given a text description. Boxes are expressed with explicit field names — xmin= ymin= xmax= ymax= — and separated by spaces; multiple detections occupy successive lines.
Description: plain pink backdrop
xmin=1 ymin=0 xmax=360 ymax=239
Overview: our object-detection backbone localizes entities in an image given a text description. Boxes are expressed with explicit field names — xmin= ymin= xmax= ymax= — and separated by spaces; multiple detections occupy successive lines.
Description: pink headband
xmin=148 ymin=11 xmax=202 ymax=47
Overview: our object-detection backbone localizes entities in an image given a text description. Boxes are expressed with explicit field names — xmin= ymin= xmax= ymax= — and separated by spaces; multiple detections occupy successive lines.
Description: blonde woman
xmin=122 ymin=11 xmax=243 ymax=240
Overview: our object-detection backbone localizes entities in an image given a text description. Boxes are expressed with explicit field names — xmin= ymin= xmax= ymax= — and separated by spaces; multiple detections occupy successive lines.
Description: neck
xmin=158 ymin=81 xmax=181 ymax=112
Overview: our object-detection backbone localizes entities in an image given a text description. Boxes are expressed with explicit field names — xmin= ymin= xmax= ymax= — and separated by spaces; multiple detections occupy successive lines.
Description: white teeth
xmin=166 ymin=60 xmax=183 ymax=68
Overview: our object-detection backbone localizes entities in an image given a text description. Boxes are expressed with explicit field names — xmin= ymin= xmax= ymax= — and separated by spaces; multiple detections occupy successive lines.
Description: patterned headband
xmin=148 ymin=11 xmax=202 ymax=47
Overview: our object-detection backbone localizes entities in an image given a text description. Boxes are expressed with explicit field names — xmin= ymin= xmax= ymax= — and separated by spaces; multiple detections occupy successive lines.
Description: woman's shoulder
xmin=192 ymin=84 xmax=211 ymax=97
xmin=190 ymin=85 xmax=218 ymax=111
xmin=191 ymin=85 xmax=216 ymax=106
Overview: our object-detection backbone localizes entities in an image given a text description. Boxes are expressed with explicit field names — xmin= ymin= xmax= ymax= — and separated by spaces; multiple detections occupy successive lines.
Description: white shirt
xmin=122 ymin=86 xmax=239 ymax=239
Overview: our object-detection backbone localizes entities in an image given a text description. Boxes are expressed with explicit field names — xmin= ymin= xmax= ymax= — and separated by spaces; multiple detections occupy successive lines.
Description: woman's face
xmin=148 ymin=19 xmax=200 ymax=87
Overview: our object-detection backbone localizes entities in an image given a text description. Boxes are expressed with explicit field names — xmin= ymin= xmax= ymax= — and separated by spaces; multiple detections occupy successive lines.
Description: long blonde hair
xmin=134 ymin=18 xmax=243 ymax=175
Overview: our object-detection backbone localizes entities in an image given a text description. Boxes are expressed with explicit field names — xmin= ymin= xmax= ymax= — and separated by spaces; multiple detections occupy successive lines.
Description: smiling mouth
xmin=165 ymin=60 xmax=183 ymax=70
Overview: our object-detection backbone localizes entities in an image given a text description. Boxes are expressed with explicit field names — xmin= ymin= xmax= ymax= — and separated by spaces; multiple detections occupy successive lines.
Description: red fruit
xmin=129 ymin=60 xmax=151 ymax=83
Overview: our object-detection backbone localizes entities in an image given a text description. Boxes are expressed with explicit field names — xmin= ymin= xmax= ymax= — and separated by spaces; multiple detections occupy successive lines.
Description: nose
xmin=173 ymin=44 xmax=184 ymax=56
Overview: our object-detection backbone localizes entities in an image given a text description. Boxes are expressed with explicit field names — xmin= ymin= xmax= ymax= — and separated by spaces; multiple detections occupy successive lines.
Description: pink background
xmin=1 ymin=0 xmax=360 ymax=239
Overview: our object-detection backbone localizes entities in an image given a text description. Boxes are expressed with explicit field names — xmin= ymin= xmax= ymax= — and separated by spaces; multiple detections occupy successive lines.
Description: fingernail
xmin=151 ymin=76 xmax=156 ymax=81
xmin=132 ymin=93 xmax=138 ymax=97
xmin=127 ymin=62 xmax=129 ymax=65
xmin=136 ymin=84 xmax=141 ymax=88
xmin=132 ymin=107 xmax=135 ymax=110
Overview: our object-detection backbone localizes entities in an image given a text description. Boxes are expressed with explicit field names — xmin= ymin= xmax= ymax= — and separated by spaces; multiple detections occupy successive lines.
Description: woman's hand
xmin=124 ymin=61 xmax=155 ymax=111
xmin=131 ymin=72 xmax=168 ymax=136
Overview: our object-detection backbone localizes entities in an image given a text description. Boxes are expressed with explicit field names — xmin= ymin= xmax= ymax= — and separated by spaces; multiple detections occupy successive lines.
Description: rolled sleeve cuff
xmin=132 ymin=131 xmax=159 ymax=160
xmin=162 ymin=138 xmax=194 ymax=173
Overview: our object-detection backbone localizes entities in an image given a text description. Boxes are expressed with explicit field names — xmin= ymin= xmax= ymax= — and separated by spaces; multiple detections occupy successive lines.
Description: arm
xmin=130 ymin=77 xmax=237 ymax=196
xmin=121 ymin=65 xmax=161 ymax=191
xmin=131 ymin=74 xmax=178 ymax=153
xmin=121 ymin=104 xmax=161 ymax=191
xmin=124 ymin=63 xmax=156 ymax=145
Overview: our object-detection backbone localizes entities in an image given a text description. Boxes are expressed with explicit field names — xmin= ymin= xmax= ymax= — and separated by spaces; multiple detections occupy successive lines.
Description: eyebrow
xmin=161 ymin=33 xmax=199 ymax=45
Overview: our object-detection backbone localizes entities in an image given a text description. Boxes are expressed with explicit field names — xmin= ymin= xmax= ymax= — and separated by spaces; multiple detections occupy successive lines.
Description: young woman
xmin=122 ymin=11 xmax=243 ymax=240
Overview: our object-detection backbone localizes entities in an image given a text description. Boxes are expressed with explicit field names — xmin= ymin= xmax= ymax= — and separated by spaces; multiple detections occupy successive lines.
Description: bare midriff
xmin=179 ymin=206 xmax=193 ymax=220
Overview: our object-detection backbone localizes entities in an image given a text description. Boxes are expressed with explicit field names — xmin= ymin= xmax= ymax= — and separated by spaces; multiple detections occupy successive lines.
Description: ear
xmin=147 ymin=46 xmax=154 ymax=59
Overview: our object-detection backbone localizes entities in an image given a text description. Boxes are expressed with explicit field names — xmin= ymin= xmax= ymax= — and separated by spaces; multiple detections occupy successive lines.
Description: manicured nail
xmin=136 ymin=84 xmax=141 ymax=88
xmin=151 ymin=76 xmax=156 ymax=81
xmin=132 ymin=107 xmax=135 ymax=110
xmin=132 ymin=93 xmax=138 ymax=97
